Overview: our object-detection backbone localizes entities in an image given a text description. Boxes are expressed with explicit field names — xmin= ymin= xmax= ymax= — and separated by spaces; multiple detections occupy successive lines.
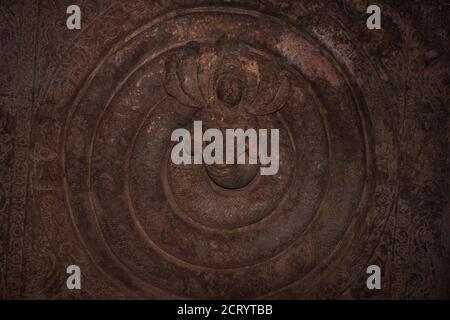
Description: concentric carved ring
xmin=33 ymin=6 xmax=397 ymax=298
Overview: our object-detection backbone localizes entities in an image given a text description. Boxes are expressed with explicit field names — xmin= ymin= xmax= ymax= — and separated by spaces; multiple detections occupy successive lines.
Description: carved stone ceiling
xmin=0 ymin=0 xmax=449 ymax=299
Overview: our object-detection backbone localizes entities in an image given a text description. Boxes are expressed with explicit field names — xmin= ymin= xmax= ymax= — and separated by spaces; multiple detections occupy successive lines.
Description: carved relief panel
xmin=0 ymin=0 xmax=449 ymax=299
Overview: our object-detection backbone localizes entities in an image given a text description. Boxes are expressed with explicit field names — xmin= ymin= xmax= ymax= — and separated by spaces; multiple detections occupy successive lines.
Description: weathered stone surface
xmin=0 ymin=0 xmax=448 ymax=299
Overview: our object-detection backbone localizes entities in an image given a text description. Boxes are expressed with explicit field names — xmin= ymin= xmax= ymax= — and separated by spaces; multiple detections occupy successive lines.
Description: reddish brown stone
xmin=0 ymin=0 xmax=449 ymax=299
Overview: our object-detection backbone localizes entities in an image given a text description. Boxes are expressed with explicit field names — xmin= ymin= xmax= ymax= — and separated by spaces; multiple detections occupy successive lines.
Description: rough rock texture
xmin=0 ymin=0 xmax=449 ymax=299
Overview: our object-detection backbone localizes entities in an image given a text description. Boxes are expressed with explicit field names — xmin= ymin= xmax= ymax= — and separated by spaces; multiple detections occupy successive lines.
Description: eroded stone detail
xmin=1 ymin=0 xmax=448 ymax=299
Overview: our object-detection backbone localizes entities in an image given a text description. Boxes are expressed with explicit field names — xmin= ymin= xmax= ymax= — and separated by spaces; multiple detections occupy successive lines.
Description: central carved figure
xmin=164 ymin=38 xmax=290 ymax=189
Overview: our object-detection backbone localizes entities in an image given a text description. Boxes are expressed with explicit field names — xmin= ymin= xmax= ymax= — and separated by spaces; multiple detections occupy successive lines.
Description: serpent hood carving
xmin=163 ymin=38 xmax=291 ymax=189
